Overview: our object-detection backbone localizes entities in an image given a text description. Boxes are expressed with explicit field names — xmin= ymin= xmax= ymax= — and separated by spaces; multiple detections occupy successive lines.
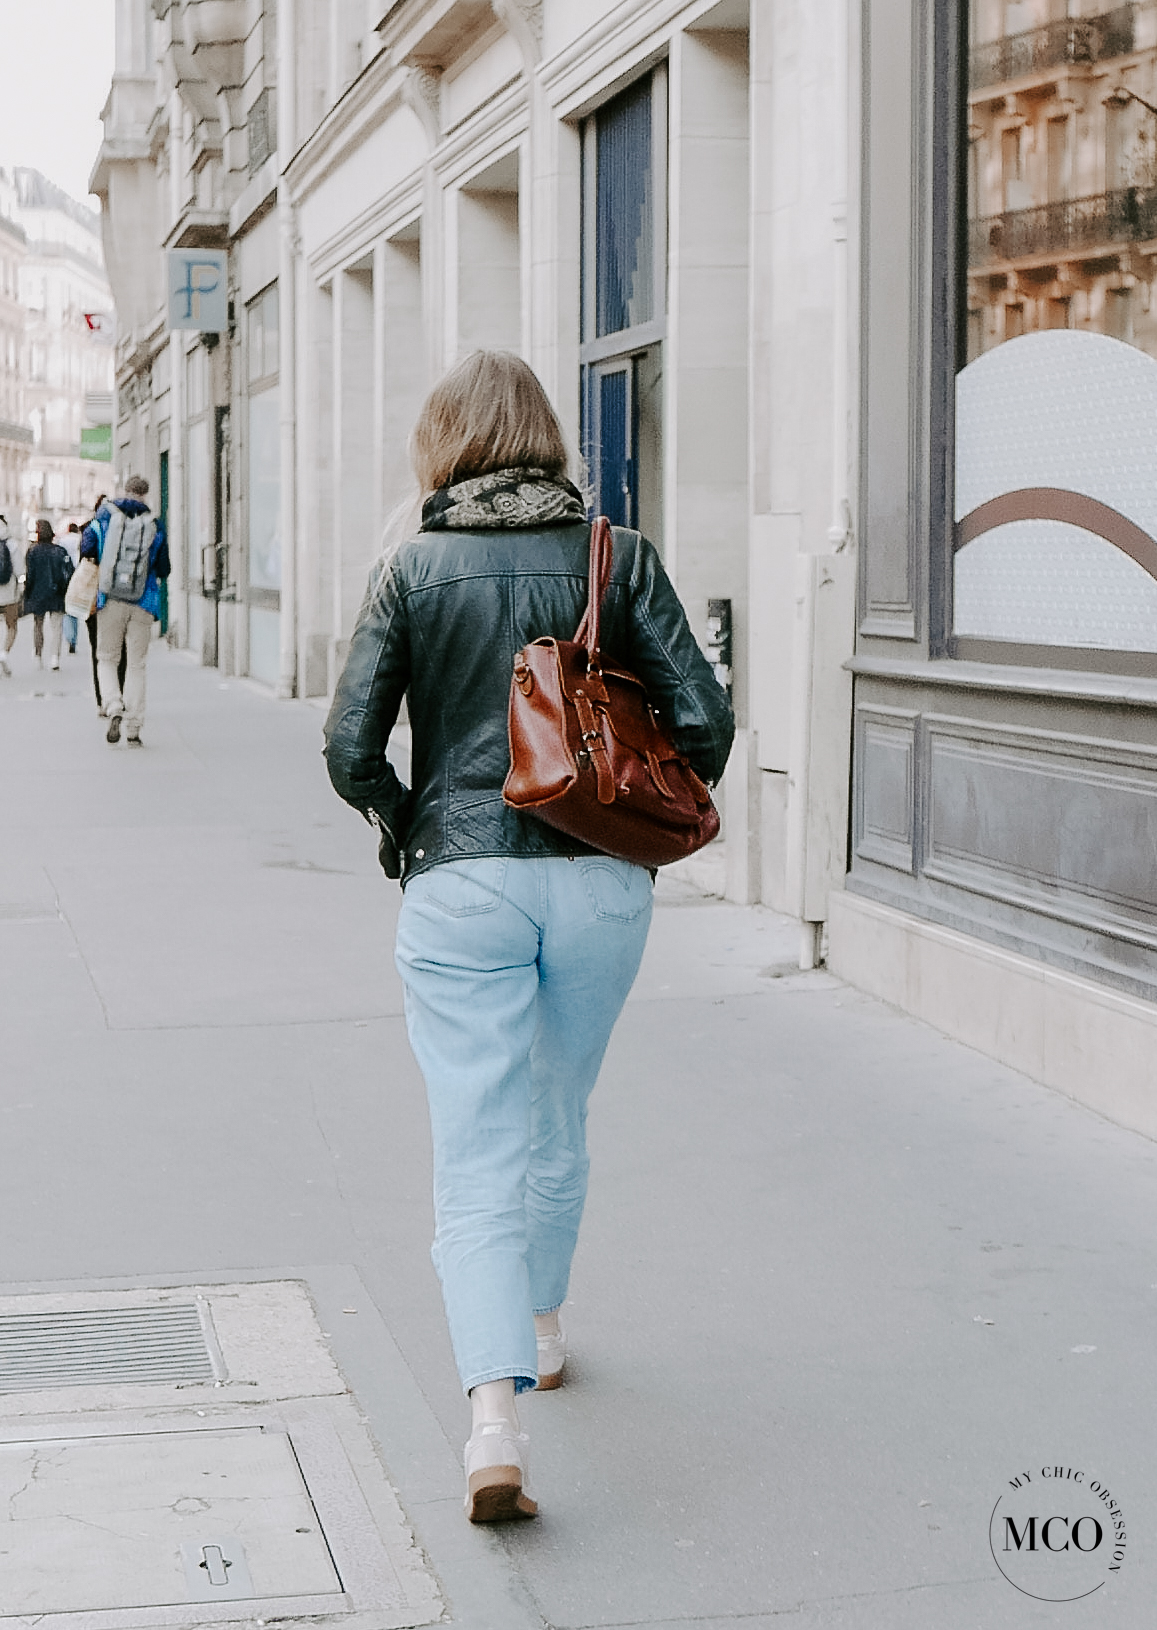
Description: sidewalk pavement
xmin=2 ymin=640 xmax=1155 ymax=1628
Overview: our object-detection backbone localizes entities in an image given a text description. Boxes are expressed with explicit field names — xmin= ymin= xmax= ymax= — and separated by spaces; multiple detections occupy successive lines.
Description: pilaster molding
xmin=283 ymin=51 xmax=408 ymax=200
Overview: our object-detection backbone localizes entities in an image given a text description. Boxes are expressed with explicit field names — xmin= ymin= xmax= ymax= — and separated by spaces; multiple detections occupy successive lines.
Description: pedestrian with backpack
xmin=0 ymin=513 xmax=24 ymax=678
xmin=79 ymin=476 xmax=170 ymax=746
xmin=22 ymin=519 xmax=74 ymax=671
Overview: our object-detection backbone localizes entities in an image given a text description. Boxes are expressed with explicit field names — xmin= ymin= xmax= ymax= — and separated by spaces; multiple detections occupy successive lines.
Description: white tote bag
xmin=64 ymin=556 xmax=99 ymax=620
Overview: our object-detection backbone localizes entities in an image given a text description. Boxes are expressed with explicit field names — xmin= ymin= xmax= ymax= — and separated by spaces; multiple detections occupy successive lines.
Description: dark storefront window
xmin=594 ymin=78 xmax=655 ymax=337
xmin=957 ymin=0 xmax=1157 ymax=662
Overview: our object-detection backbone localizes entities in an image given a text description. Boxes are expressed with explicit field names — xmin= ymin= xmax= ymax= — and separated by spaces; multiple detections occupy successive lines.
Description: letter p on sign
xmin=168 ymin=250 xmax=228 ymax=332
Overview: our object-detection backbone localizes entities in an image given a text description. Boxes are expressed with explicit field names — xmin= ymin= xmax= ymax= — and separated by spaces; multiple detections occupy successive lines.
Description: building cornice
xmin=379 ymin=0 xmax=497 ymax=66
xmin=284 ymin=48 xmax=410 ymax=204
xmin=162 ymin=207 xmax=229 ymax=249
xmin=90 ymin=137 xmax=152 ymax=198
xmin=308 ymin=178 xmax=424 ymax=280
xmin=538 ymin=0 xmax=720 ymax=116
xmin=229 ymin=156 xmax=278 ymax=238
xmin=431 ymin=80 xmax=527 ymax=187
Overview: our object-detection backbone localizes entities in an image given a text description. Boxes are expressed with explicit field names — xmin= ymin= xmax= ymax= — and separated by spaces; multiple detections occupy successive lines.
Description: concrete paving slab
xmin=45 ymin=828 xmax=400 ymax=1030
xmin=0 ymin=1426 xmax=342 ymax=1611
xmin=0 ymin=1279 xmax=442 ymax=1629
xmin=2 ymin=646 xmax=1155 ymax=1629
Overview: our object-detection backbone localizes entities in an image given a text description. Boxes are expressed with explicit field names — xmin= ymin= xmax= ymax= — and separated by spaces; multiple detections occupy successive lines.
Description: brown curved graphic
xmin=955 ymin=487 xmax=1157 ymax=583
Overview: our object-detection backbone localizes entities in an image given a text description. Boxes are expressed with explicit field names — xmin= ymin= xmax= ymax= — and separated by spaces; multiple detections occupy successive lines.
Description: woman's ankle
xmin=469 ymin=1378 xmax=519 ymax=1433
xmin=533 ymin=1309 xmax=560 ymax=1339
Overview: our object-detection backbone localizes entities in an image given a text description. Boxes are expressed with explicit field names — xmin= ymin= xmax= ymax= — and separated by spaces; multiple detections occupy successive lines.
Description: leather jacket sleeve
xmin=323 ymin=562 xmax=412 ymax=876
xmin=623 ymin=535 xmax=735 ymax=787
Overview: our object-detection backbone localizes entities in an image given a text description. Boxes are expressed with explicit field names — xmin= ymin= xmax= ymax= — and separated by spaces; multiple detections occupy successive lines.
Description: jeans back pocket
xmin=422 ymin=858 xmax=508 ymax=916
xmin=578 ymin=858 xmax=653 ymax=923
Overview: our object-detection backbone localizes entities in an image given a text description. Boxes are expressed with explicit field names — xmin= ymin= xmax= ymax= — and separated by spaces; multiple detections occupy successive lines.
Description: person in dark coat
xmin=22 ymin=519 xmax=73 ymax=671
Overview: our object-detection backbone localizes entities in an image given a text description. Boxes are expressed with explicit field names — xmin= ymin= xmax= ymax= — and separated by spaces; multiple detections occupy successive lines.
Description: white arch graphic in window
xmin=955 ymin=330 xmax=1157 ymax=651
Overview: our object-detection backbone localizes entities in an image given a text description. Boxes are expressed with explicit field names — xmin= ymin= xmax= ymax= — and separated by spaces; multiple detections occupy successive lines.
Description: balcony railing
xmin=970 ymin=185 xmax=1157 ymax=266
xmin=971 ymin=6 xmax=1135 ymax=90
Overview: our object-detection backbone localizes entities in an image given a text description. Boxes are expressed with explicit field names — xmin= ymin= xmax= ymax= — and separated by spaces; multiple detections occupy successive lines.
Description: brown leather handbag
xmin=503 ymin=517 xmax=720 ymax=867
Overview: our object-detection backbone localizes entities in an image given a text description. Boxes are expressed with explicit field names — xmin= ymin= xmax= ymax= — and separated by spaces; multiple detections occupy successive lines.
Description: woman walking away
xmin=0 ymin=513 xmax=24 ymax=678
xmin=324 ymin=351 xmax=734 ymax=1523
xmin=23 ymin=520 xmax=73 ymax=670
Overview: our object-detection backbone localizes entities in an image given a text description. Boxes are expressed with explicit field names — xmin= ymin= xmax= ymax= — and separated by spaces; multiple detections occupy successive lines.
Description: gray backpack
xmin=100 ymin=507 xmax=157 ymax=603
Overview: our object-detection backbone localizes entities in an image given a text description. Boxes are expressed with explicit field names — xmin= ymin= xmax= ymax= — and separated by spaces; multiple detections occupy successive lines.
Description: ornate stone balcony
xmin=970 ymin=185 xmax=1157 ymax=267
xmin=970 ymin=5 xmax=1135 ymax=91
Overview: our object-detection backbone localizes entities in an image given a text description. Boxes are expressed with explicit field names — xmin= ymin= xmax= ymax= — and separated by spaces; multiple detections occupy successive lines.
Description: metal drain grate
xmin=0 ymin=1303 xmax=222 ymax=1392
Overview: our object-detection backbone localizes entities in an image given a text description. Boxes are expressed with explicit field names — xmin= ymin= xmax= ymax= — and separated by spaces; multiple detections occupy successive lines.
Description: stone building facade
xmin=0 ymin=172 xmax=30 ymax=525
xmin=93 ymin=0 xmax=855 ymax=943
xmin=93 ymin=0 xmax=1157 ymax=1127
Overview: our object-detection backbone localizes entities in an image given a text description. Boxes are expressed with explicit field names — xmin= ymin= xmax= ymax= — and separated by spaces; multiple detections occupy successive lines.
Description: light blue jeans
xmin=396 ymin=854 xmax=653 ymax=1395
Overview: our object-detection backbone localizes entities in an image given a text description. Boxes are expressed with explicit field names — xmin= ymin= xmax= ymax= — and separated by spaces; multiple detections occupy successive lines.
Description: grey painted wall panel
xmin=925 ymin=718 xmax=1157 ymax=941
xmin=855 ymin=706 xmax=917 ymax=871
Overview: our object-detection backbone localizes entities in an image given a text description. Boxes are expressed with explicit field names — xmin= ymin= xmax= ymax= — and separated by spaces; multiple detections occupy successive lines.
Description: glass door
xmin=589 ymin=359 xmax=635 ymax=526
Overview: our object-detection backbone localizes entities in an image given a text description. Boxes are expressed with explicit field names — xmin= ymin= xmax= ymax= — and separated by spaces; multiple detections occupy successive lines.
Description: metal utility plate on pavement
xmin=0 ymin=1426 xmax=339 ymax=1613
xmin=0 ymin=1282 xmax=442 ymax=1630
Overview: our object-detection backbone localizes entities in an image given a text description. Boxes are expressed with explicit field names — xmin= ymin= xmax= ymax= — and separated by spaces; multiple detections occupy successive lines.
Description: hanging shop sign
xmin=167 ymin=249 xmax=228 ymax=332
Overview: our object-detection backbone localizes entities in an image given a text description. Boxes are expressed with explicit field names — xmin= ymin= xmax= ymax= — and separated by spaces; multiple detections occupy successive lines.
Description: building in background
xmin=967 ymin=0 xmax=1157 ymax=355
xmin=0 ymin=170 xmax=31 ymax=525
xmin=11 ymin=169 xmax=115 ymax=526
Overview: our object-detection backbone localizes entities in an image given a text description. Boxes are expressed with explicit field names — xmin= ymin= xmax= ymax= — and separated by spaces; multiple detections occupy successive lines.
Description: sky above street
xmin=0 ymin=0 xmax=115 ymax=206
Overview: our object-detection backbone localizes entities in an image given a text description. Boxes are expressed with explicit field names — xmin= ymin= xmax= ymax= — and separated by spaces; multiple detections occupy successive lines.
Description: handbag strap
xmin=573 ymin=515 xmax=613 ymax=664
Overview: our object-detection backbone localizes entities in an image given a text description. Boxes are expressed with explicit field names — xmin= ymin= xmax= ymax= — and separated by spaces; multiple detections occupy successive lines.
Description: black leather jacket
xmin=323 ymin=521 xmax=735 ymax=883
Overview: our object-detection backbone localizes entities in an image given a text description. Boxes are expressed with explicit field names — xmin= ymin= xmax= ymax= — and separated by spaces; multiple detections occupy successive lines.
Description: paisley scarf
xmin=421 ymin=468 xmax=587 ymax=531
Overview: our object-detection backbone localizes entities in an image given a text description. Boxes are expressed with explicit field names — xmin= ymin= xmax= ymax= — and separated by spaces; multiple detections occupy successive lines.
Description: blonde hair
xmin=410 ymin=350 xmax=570 ymax=495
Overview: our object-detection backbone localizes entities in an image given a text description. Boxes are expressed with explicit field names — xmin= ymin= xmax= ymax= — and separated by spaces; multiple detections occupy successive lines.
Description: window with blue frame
xmin=581 ymin=68 xmax=667 ymax=546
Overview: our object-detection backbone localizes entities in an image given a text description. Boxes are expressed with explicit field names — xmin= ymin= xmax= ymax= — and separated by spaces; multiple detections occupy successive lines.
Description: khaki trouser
xmin=33 ymin=611 xmax=63 ymax=662
xmin=97 ymin=600 xmax=153 ymax=734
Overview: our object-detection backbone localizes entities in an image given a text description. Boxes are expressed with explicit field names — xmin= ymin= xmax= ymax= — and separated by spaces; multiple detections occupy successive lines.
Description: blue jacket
xmin=81 ymin=499 xmax=170 ymax=618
